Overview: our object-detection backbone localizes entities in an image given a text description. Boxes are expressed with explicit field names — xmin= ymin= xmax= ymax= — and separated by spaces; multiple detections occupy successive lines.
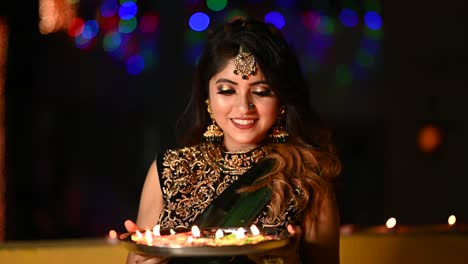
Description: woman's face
xmin=208 ymin=58 xmax=279 ymax=152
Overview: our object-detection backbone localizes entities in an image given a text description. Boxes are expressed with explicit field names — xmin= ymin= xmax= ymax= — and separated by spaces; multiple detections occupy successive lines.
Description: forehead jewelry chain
xmin=233 ymin=46 xmax=257 ymax=80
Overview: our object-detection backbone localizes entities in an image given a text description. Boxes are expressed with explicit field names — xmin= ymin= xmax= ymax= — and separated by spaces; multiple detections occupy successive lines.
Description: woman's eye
xmin=217 ymin=86 xmax=235 ymax=95
xmin=252 ymin=89 xmax=274 ymax=97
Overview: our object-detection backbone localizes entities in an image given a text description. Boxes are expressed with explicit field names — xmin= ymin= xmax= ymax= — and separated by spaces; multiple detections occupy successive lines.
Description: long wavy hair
xmin=177 ymin=18 xmax=341 ymax=220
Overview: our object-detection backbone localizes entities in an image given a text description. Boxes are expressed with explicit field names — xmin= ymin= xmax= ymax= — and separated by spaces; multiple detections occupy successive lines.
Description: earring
xmin=203 ymin=99 xmax=224 ymax=142
xmin=269 ymin=106 xmax=289 ymax=143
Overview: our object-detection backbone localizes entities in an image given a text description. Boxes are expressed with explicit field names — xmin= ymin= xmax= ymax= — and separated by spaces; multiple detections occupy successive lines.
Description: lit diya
xmin=120 ymin=225 xmax=293 ymax=257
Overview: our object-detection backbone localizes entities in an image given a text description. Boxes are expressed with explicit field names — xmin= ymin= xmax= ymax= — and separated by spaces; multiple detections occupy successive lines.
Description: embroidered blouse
xmin=156 ymin=142 xmax=303 ymax=229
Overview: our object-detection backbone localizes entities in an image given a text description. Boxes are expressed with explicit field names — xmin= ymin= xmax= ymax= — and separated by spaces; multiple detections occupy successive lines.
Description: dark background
xmin=1 ymin=0 xmax=467 ymax=240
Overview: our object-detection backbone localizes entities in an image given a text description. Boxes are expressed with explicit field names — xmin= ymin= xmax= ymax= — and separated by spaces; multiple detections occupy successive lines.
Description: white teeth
xmin=232 ymin=119 xmax=254 ymax=125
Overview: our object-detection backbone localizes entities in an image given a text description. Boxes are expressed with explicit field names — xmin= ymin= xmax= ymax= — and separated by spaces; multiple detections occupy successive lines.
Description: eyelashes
xmin=216 ymin=86 xmax=274 ymax=97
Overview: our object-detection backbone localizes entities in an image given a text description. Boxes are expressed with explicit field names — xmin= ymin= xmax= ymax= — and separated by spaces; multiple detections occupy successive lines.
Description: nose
xmin=236 ymin=93 xmax=253 ymax=113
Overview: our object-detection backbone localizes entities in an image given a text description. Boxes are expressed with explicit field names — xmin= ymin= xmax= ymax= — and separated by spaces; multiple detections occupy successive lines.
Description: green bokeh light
xmin=335 ymin=64 xmax=352 ymax=86
xmin=356 ymin=49 xmax=374 ymax=68
xmin=207 ymin=0 xmax=228 ymax=12
xmin=317 ymin=16 xmax=335 ymax=35
xmin=118 ymin=17 xmax=137 ymax=33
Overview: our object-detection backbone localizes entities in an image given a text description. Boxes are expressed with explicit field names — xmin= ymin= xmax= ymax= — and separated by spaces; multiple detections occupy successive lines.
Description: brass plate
xmin=119 ymin=227 xmax=292 ymax=257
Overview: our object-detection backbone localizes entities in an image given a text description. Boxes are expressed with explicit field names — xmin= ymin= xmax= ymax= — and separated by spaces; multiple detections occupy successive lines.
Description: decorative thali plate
xmin=119 ymin=227 xmax=292 ymax=257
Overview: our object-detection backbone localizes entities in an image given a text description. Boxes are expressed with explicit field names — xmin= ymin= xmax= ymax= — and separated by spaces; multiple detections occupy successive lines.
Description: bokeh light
xmin=100 ymin=15 xmax=119 ymax=32
xmin=81 ymin=20 xmax=99 ymax=39
xmin=119 ymin=1 xmax=138 ymax=20
xmin=335 ymin=64 xmax=352 ymax=86
xmin=103 ymin=31 xmax=122 ymax=52
xmin=67 ymin=17 xmax=85 ymax=37
xmin=126 ymin=54 xmax=145 ymax=75
xmin=317 ymin=15 xmax=335 ymax=35
xmin=355 ymin=49 xmax=374 ymax=68
xmin=418 ymin=125 xmax=442 ymax=153
xmin=189 ymin=12 xmax=210 ymax=31
xmin=301 ymin=10 xmax=321 ymax=31
xmin=264 ymin=11 xmax=285 ymax=30
xmin=139 ymin=13 xmax=159 ymax=33
xmin=100 ymin=0 xmax=119 ymax=18
xmin=339 ymin=8 xmax=358 ymax=28
xmin=206 ymin=0 xmax=228 ymax=12
xmin=75 ymin=34 xmax=93 ymax=49
xmin=119 ymin=17 xmax=138 ymax=33
xmin=364 ymin=11 xmax=382 ymax=30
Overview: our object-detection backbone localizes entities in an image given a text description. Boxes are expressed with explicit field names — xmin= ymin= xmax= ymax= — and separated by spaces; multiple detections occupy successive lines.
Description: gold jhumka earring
xmin=269 ymin=106 xmax=289 ymax=143
xmin=203 ymin=99 xmax=224 ymax=142
xmin=233 ymin=46 xmax=257 ymax=80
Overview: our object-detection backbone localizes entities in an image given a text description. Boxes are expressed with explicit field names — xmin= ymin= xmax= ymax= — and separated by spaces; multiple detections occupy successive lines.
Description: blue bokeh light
xmin=264 ymin=11 xmax=285 ymax=29
xmin=126 ymin=55 xmax=145 ymax=75
xmin=364 ymin=11 xmax=382 ymax=30
xmin=119 ymin=1 xmax=138 ymax=20
xmin=339 ymin=8 xmax=358 ymax=28
xmin=81 ymin=20 xmax=99 ymax=39
xmin=100 ymin=0 xmax=119 ymax=18
xmin=189 ymin=12 xmax=210 ymax=31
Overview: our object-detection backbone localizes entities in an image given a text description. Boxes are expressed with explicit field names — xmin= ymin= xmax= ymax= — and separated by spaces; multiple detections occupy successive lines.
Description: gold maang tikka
xmin=203 ymin=99 xmax=224 ymax=142
xmin=233 ymin=46 xmax=257 ymax=80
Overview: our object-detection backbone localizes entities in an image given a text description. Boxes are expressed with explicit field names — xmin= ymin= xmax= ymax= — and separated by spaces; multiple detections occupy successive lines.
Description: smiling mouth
xmin=231 ymin=118 xmax=256 ymax=129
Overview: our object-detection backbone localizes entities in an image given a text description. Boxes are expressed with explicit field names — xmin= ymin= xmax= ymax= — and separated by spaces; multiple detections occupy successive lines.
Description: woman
xmin=126 ymin=18 xmax=341 ymax=264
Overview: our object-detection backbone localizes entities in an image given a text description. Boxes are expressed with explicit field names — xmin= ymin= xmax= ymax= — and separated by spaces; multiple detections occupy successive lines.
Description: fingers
xmin=125 ymin=219 xmax=140 ymax=232
xmin=287 ymin=224 xmax=302 ymax=236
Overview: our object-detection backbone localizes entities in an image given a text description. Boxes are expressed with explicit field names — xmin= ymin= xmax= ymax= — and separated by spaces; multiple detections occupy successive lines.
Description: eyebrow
xmin=215 ymin=78 xmax=270 ymax=86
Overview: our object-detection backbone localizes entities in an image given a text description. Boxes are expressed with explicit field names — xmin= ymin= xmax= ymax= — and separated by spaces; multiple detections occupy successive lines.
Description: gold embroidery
xmin=158 ymin=143 xmax=300 ymax=229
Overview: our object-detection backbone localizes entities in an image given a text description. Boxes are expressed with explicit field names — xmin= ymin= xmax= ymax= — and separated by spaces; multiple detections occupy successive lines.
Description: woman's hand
xmin=247 ymin=225 xmax=302 ymax=264
xmin=124 ymin=220 xmax=169 ymax=264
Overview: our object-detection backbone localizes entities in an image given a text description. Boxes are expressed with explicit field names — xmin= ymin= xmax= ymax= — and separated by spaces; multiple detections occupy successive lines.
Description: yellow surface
xmin=1 ymin=234 xmax=467 ymax=264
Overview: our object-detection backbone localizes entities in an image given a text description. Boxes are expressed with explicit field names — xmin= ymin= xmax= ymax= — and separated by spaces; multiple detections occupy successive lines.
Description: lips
xmin=231 ymin=118 xmax=256 ymax=129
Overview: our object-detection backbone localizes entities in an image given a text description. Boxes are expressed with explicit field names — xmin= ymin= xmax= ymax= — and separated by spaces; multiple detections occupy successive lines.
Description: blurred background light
xmin=139 ymin=13 xmax=159 ymax=33
xmin=75 ymin=34 xmax=93 ymax=49
xmin=100 ymin=0 xmax=119 ymax=18
xmin=103 ymin=31 xmax=122 ymax=52
xmin=264 ymin=11 xmax=285 ymax=30
xmin=119 ymin=1 xmax=138 ymax=20
xmin=339 ymin=8 xmax=358 ymax=28
xmin=336 ymin=64 xmax=352 ymax=86
xmin=189 ymin=12 xmax=210 ymax=31
xmin=418 ymin=125 xmax=442 ymax=153
xmin=100 ymin=15 xmax=119 ymax=32
xmin=81 ymin=20 xmax=99 ymax=39
xmin=206 ymin=0 xmax=228 ymax=12
xmin=317 ymin=15 xmax=335 ymax=35
xmin=67 ymin=17 xmax=85 ymax=37
xmin=301 ymin=10 xmax=321 ymax=31
xmin=364 ymin=11 xmax=382 ymax=30
xmin=119 ymin=17 xmax=138 ymax=33
xmin=126 ymin=54 xmax=145 ymax=75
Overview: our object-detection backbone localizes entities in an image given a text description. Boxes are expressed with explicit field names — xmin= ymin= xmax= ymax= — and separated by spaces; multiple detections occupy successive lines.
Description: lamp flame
xmin=250 ymin=225 xmax=260 ymax=236
xmin=215 ymin=229 xmax=224 ymax=239
xmin=191 ymin=225 xmax=201 ymax=238
xmin=153 ymin=224 xmax=161 ymax=236
xmin=448 ymin=215 xmax=456 ymax=226
xmin=386 ymin=217 xmax=397 ymax=229
xmin=145 ymin=229 xmax=153 ymax=243
xmin=235 ymin=227 xmax=245 ymax=239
